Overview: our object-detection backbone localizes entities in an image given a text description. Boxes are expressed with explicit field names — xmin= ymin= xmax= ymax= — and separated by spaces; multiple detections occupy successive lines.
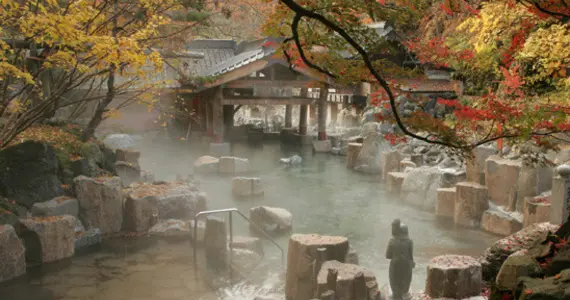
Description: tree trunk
xmin=82 ymin=69 xmax=115 ymax=141
xmin=81 ymin=0 xmax=118 ymax=141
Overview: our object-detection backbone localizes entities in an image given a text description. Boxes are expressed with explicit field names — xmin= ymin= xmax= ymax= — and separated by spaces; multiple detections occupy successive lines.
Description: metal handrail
xmin=192 ymin=208 xmax=285 ymax=281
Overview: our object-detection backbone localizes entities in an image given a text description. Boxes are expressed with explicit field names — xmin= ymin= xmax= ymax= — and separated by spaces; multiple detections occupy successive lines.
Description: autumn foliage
xmin=265 ymin=0 xmax=570 ymax=157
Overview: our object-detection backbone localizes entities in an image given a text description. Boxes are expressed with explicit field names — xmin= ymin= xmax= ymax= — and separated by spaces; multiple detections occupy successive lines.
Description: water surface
xmin=0 ymin=139 xmax=499 ymax=299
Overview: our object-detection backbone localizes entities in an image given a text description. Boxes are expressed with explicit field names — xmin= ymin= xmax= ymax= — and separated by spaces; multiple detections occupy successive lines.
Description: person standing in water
xmin=386 ymin=221 xmax=415 ymax=300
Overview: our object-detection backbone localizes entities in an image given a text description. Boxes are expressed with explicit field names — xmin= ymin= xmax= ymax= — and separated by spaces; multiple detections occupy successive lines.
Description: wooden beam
xmin=226 ymin=79 xmax=313 ymax=89
xmin=221 ymin=97 xmax=313 ymax=105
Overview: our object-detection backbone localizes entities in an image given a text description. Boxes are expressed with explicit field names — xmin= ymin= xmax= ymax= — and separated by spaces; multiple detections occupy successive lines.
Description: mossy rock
xmin=515 ymin=269 xmax=570 ymax=299
xmin=79 ymin=142 xmax=103 ymax=165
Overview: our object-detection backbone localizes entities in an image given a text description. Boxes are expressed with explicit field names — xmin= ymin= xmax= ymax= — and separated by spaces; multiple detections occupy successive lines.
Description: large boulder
xmin=400 ymin=166 xmax=444 ymax=211
xmin=354 ymin=128 xmax=390 ymax=174
xmin=436 ymin=187 xmax=456 ymax=219
xmin=481 ymin=210 xmax=523 ymax=236
xmin=316 ymin=260 xmax=380 ymax=300
xmin=515 ymin=165 xmax=553 ymax=212
xmin=485 ymin=156 xmax=522 ymax=209
xmin=0 ymin=225 xmax=26 ymax=283
xmin=285 ymin=234 xmax=350 ymax=300
xmin=103 ymin=133 xmax=142 ymax=150
xmin=515 ymin=269 xmax=570 ymax=299
xmin=193 ymin=156 xmax=219 ymax=173
xmin=495 ymin=254 xmax=544 ymax=291
xmin=31 ymin=196 xmax=78 ymax=217
xmin=381 ymin=150 xmax=402 ymax=182
xmin=125 ymin=181 xmax=207 ymax=220
xmin=249 ymin=206 xmax=292 ymax=234
xmin=346 ymin=143 xmax=363 ymax=169
xmin=20 ymin=215 xmax=76 ymax=263
xmin=232 ymin=177 xmax=263 ymax=198
xmin=218 ymin=156 xmax=250 ymax=174
xmin=454 ymin=182 xmax=489 ymax=228
xmin=123 ymin=194 xmax=158 ymax=232
xmin=466 ymin=145 xmax=497 ymax=184
xmin=425 ymin=255 xmax=482 ymax=299
xmin=114 ymin=161 xmax=141 ymax=186
xmin=73 ymin=176 xmax=123 ymax=233
xmin=386 ymin=172 xmax=406 ymax=194
xmin=524 ymin=193 xmax=551 ymax=228
xmin=0 ymin=141 xmax=64 ymax=207
xmin=480 ymin=222 xmax=559 ymax=281
xmin=115 ymin=148 xmax=140 ymax=165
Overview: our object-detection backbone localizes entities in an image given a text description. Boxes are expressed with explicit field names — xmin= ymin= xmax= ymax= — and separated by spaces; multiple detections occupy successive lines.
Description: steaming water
xmin=0 ymin=138 xmax=499 ymax=300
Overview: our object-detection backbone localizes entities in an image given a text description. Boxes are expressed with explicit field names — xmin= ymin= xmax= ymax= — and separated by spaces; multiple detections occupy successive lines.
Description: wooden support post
xmin=318 ymin=85 xmax=329 ymax=140
xmin=285 ymin=104 xmax=293 ymax=128
xmin=212 ymin=86 xmax=224 ymax=142
xmin=330 ymin=103 xmax=339 ymax=126
xmin=299 ymin=88 xmax=309 ymax=135
xmin=223 ymin=105 xmax=234 ymax=140
xmin=342 ymin=95 xmax=350 ymax=110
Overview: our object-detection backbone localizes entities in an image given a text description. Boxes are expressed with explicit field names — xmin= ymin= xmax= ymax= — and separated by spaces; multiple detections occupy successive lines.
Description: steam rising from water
xmin=216 ymin=272 xmax=284 ymax=300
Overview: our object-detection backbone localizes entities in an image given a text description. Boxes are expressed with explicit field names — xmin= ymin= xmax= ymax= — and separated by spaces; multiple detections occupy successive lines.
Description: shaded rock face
xmin=495 ymin=254 xmax=544 ymax=291
xmin=316 ymin=260 xmax=380 ymax=300
xmin=20 ymin=215 xmax=76 ymax=263
xmin=515 ymin=269 xmax=570 ymax=300
xmin=0 ymin=225 xmax=26 ymax=283
xmin=249 ymin=206 xmax=292 ymax=234
xmin=115 ymin=149 xmax=140 ymax=165
xmin=435 ymin=187 xmax=456 ymax=219
xmin=425 ymin=255 xmax=482 ymax=299
xmin=73 ymin=176 xmax=123 ymax=233
xmin=0 ymin=141 xmax=64 ymax=207
xmin=124 ymin=194 xmax=158 ymax=232
xmin=480 ymin=222 xmax=559 ymax=282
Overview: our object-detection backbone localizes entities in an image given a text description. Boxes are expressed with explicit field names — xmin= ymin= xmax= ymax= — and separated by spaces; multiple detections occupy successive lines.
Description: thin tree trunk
xmin=82 ymin=0 xmax=119 ymax=141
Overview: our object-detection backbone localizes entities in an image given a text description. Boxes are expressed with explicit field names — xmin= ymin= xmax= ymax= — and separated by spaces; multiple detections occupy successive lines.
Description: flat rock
xmin=149 ymin=219 xmax=190 ymax=238
xmin=31 ymin=196 xmax=79 ymax=217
